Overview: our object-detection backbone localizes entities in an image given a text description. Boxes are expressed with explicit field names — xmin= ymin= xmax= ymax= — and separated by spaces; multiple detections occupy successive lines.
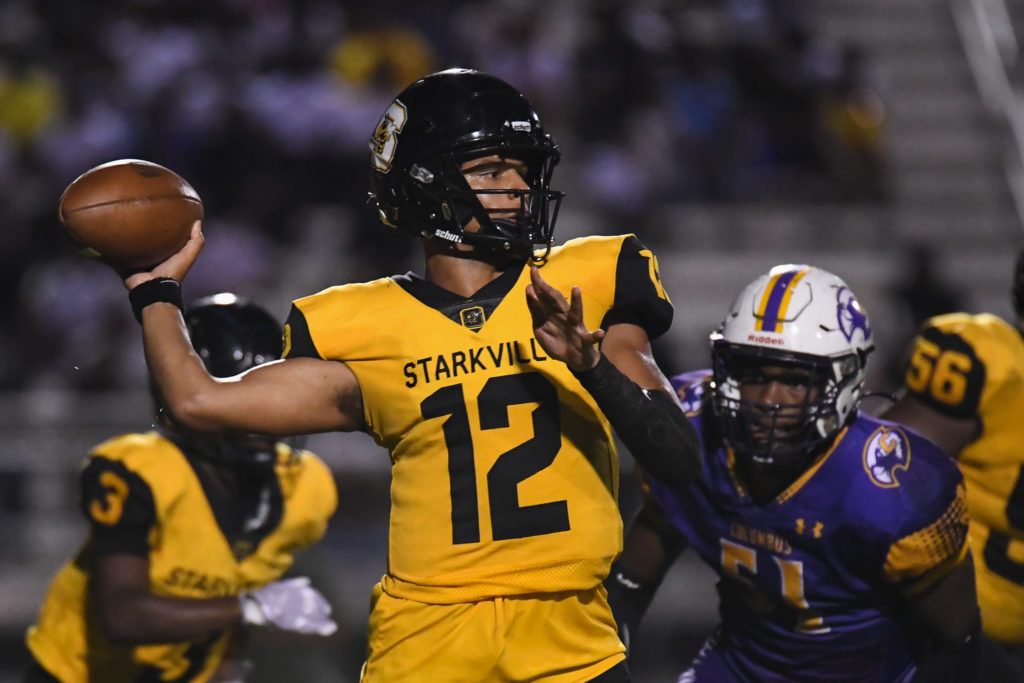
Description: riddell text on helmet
xmin=748 ymin=334 xmax=785 ymax=345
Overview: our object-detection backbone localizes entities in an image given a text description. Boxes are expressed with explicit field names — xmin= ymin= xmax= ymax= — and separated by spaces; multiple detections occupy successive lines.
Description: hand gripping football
xmin=58 ymin=159 xmax=203 ymax=270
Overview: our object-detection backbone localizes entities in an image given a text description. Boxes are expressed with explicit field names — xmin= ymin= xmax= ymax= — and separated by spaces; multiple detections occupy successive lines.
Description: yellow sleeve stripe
xmin=884 ymin=483 xmax=969 ymax=588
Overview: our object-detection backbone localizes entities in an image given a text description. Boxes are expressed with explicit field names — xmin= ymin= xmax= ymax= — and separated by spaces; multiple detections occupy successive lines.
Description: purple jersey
xmin=645 ymin=370 xmax=969 ymax=682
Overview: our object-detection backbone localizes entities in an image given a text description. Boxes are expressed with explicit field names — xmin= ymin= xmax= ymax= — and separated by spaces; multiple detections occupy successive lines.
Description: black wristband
xmin=571 ymin=352 xmax=616 ymax=389
xmin=606 ymin=560 xmax=658 ymax=598
xmin=604 ymin=560 xmax=658 ymax=655
xmin=129 ymin=278 xmax=183 ymax=324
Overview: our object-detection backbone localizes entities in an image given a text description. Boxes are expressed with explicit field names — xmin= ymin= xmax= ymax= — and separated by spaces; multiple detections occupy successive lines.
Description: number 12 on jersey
xmin=421 ymin=372 xmax=571 ymax=545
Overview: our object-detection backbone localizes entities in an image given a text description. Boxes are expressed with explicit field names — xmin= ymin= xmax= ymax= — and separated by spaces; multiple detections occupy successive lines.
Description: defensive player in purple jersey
xmin=606 ymin=265 xmax=1018 ymax=681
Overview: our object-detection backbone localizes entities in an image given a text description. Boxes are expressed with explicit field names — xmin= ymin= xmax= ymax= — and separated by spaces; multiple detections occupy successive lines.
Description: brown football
xmin=58 ymin=159 xmax=204 ymax=269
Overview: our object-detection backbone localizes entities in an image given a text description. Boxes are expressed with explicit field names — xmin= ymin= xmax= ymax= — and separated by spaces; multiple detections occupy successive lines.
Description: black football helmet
xmin=159 ymin=293 xmax=285 ymax=476
xmin=184 ymin=293 xmax=282 ymax=378
xmin=368 ymin=68 xmax=563 ymax=264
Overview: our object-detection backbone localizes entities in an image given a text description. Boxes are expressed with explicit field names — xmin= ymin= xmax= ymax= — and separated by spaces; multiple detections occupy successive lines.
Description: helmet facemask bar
xmin=421 ymin=144 xmax=563 ymax=264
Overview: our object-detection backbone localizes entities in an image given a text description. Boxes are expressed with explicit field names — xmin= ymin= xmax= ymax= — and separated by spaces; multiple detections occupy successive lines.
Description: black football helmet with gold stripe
xmin=368 ymin=68 xmax=563 ymax=264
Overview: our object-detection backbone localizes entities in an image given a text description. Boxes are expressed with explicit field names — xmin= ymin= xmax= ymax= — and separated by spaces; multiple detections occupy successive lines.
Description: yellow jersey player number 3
xmin=112 ymin=68 xmax=702 ymax=682
xmin=25 ymin=296 xmax=338 ymax=683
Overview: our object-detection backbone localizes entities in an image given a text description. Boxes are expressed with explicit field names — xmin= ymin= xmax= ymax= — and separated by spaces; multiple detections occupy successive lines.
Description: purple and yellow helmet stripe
xmin=755 ymin=268 xmax=811 ymax=332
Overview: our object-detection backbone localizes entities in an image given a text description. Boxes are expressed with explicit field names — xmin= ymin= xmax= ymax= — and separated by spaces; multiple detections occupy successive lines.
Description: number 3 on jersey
xmin=89 ymin=470 xmax=130 ymax=526
xmin=421 ymin=372 xmax=571 ymax=545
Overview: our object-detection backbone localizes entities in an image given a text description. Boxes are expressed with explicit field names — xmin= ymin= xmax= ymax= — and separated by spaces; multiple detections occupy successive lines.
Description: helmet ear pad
xmin=397 ymin=155 xmax=490 ymax=235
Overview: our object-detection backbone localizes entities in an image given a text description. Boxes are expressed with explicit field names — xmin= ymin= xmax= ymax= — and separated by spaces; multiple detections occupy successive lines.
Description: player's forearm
xmin=906 ymin=552 xmax=1016 ymax=681
xmin=605 ymin=510 xmax=682 ymax=654
xmin=98 ymin=590 xmax=241 ymax=645
xmin=606 ymin=530 xmax=670 ymax=625
xmin=140 ymin=301 xmax=224 ymax=430
xmin=573 ymin=354 xmax=702 ymax=489
xmin=621 ymin=501 xmax=687 ymax=582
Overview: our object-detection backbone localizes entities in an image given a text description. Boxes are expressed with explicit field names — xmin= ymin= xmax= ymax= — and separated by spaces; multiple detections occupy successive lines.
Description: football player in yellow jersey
xmin=23 ymin=295 xmax=338 ymax=683
xmin=115 ymin=68 xmax=702 ymax=682
xmin=885 ymin=250 xmax=1024 ymax=679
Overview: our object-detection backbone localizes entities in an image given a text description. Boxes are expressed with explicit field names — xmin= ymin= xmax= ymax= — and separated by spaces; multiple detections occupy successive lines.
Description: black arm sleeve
xmin=573 ymin=354 xmax=702 ymax=489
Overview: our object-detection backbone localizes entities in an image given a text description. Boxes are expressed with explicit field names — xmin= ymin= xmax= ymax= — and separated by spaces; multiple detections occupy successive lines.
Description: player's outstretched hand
xmin=526 ymin=266 xmax=604 ymax=373
xmin=239 ymin=576 xmax=337 ymax=636
xmin=122 ymin=220 xmax=205 ymax=290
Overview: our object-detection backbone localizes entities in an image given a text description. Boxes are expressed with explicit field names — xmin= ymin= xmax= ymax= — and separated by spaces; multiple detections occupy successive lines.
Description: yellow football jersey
xmin=26 ymin=431 xmax=337 ymax=683
xmin=284 ymin=234 xmax=672 ymax=603
xmin=900 ymin=312 xmax=1024 ymax=643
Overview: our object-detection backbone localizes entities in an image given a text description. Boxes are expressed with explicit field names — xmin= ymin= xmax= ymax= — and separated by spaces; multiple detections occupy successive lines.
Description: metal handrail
xmin=953 ymin=0 xmax=1024 ymax=229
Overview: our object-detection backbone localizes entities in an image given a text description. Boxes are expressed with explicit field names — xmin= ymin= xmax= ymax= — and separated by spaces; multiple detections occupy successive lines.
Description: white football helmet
xmin=709 ymin=264 xmax=874 ymax=471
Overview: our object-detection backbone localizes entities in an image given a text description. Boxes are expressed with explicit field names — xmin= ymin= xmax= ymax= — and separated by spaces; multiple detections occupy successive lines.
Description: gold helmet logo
xmin=369 ymin=100 xmax=408 ymax=172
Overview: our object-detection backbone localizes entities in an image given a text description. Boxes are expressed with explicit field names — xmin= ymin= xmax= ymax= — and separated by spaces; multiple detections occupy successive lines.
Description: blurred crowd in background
xmin=0 ymin=0 xmax=890 ymax=393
